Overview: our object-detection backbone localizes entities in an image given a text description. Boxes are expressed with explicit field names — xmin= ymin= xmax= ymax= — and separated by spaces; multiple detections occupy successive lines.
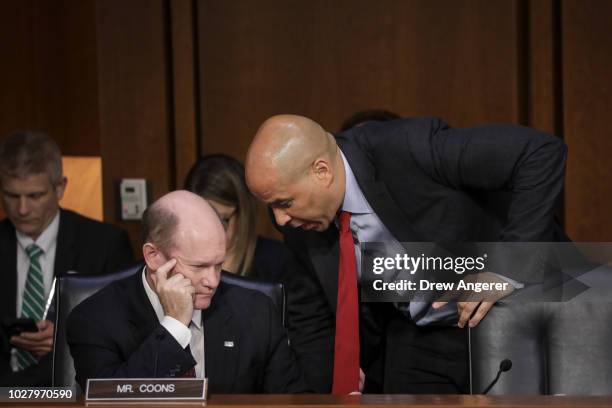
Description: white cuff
xmin=161 ymin=316 xmax=191 ymax=348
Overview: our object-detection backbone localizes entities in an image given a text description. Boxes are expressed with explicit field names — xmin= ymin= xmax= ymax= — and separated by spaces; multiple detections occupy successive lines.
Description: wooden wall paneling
xmin=0 ymin=0 xmax=100 ymax=156
xmin=562 ymin=0 xmax=612 ymax=241
xmin=197 ymin=0 xmax=318 ymax=239
xmin=0 ymin=1 xmax=38 ymax=137
xmin=95 ymin=0 xmax=174 ymax=254
xmin=198 ymin=0 xmax=523 ymax=153
xmin=196 ymin=0 xmax=524 ymax=238
xmin=356 ymin=0 xmax=522 ymax=128
xmin=170 ymin=0 xmax=200 ymax=188
xmin=526 ymin=0 xmax=559 ymax=135
xmin=53 ymin=0 xmax=101 ymax=155
xmin=526 ymin=0 xmax=566 ymax=226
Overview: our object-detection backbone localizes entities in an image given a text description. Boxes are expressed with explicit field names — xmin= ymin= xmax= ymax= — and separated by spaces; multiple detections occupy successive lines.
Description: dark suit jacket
xmin=66 ymin=271 xmax=308 ymax=394
xmin=282 ymin=118 xmax=568 ymax=392
xmin=0 ymin=208 xmax=133 ymax=386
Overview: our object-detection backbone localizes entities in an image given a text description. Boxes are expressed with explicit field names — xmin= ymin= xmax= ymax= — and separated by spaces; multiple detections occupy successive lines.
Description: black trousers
xmin=381 ymin=310 xmax=469 ymax=394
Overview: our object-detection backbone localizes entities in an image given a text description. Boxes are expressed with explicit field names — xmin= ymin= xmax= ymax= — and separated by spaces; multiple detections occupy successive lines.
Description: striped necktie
xmin=16 ymin=244 xmax=45 ymax=370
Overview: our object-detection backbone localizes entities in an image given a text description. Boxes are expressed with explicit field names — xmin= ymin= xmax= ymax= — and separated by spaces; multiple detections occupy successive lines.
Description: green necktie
xmin=16 ymin=244 xmax=45 ymax=370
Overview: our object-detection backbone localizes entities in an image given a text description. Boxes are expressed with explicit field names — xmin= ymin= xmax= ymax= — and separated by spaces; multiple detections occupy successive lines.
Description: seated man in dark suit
xmin=67 ymin=190 xmax=308 ymax=393
xmin=0 ymin=131 xmax=133 ymax=386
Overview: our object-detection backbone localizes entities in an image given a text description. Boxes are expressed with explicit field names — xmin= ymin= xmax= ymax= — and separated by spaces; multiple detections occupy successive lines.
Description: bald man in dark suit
xmin=245 ymin=115 xmax=567 ymax=393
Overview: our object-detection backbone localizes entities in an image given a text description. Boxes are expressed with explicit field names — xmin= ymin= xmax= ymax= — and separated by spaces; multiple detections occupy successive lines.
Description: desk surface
xmin=3 ymin=395 xmax=612 ymax=408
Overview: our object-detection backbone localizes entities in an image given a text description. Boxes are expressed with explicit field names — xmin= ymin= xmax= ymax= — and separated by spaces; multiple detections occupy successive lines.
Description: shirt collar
xmin=142 ymin=267 xmax=202 ymax=329
xmin=340 ymin=149 xmax=373 ymax=215
xmin=16 ymin=210 xmax=60 ymax=254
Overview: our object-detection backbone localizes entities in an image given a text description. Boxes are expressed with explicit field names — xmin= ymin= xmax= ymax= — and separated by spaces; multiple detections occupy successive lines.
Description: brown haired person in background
xmin=184 ymin=154 xmax=288 ymax=282
xmin=0 ymin=131 xmax=133 ymax=386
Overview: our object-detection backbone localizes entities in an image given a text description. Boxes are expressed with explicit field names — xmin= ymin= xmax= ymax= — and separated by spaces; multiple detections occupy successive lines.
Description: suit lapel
xmin=337 ymin=137 xmax=421 ymax=242
xmin=125 ymin=272 xmax=159 ymax=344
xmin=359 ymin=180 xmax=421 ymax=242
xmin=0 ymin=220 xmax=17 ymax=318
xmin=307 ymin=228 xmax=340 ymax=314
xmin=54 ymin=209 xmax=77 ymax=277
xmin=202 ymin=283 xmax=238 ymax=392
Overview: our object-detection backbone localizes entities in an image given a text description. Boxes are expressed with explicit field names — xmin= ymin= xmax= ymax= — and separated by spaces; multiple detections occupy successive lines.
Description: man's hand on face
xmin=154 ymin=258 xmax=195 ymax=326
xmin=10 ymin=320 xmax=54 ymax=357
xmin=433 ymin=272 xmax=515 ymax=328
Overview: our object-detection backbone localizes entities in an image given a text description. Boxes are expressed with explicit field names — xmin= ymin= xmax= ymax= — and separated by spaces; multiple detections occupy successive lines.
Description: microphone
xmin=482 ymin=359 xmax=512 ymax=394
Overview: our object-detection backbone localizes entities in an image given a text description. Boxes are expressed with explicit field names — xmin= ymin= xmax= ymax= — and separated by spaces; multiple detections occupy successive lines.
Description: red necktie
xmin=181 ymin=343 xmax=196 ymax=377
xmin=332 ymin=211 xmax=360 ymax=394
xmin=181 ymin=367 xmax=196 ymax=378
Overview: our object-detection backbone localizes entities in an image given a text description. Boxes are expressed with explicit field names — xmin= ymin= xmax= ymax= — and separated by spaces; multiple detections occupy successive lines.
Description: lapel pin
xmin=224 ymin=341 xmax=234 ymax=348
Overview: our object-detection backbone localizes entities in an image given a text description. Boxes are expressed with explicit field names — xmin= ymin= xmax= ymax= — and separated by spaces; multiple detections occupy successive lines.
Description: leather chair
xmin=52 ymin=265 xmax=285 ymax=389
xmin=52 ymin=263 xmax=142 ymax=388
xmin=469 ymin=265 xmax=612 ymax=395
xmin=219 ymin=272 xmax=286 ymax=326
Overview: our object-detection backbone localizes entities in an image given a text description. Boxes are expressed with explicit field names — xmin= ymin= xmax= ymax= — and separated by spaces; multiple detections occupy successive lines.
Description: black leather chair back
xmin=469 ymin=302 xmax=546 ymax=394
xmin=470 ymin=268 xmax=612 ymax=395
xmin=52 ymin=266 xmax=285 ymax=389
xmin=52 ymin=263 xmax=142 ymax=388
xmin=220 ymin=271 xmax=286 ymax=326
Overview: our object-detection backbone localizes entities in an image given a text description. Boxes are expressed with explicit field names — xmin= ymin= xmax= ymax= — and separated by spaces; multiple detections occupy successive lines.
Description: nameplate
xmin=85 ymin=378 xmax=207 ymax=401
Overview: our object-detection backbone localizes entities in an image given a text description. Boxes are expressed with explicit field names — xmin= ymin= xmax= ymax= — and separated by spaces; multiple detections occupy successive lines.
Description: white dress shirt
xmin=142 ymin=269 xmax=205 ymax=378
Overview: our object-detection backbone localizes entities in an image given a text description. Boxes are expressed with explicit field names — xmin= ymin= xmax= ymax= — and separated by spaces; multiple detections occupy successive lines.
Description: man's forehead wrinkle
xmin=174 ymin=254 xmax=205 ymax=265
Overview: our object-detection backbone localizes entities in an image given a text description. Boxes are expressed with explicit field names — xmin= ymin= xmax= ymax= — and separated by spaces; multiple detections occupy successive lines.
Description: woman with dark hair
xmin=184 ymin=154 xmax=286 ymax=280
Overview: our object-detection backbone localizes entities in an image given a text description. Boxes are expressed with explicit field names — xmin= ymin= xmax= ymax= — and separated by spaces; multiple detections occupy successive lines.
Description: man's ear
xmin=143 ymin=243 xmax=165 ymax=272
xmin=312 ymin=158 xmax=333 ymax=186
xmin=54 ymin=177 xmax=68 ymax=201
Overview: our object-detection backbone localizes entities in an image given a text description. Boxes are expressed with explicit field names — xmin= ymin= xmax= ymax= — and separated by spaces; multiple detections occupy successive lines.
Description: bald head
xmin=245 ymin=114 xmax=346 ymax=232
xmin=245 ymin=115 xmax=336 ymax=191
xmin=142 ymin=190 xmax=225 ymax=253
